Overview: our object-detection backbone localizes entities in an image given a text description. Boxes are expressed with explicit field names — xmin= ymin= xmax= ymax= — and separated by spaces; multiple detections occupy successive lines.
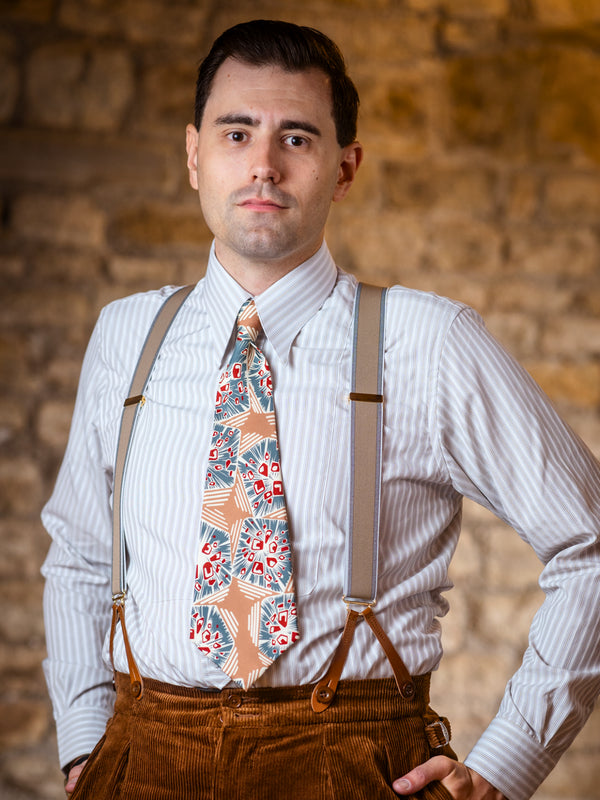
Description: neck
xmin=214 ymin=242 xmax=323 ymax=295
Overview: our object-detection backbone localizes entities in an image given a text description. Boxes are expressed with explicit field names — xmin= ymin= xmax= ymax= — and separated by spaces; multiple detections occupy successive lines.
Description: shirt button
xmin=226 ymin=693 xmax=242 ymax=708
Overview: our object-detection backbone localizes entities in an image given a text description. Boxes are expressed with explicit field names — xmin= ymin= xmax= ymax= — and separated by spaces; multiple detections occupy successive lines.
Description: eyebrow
xmin=214 ymin=113 xmax=322 ymax=137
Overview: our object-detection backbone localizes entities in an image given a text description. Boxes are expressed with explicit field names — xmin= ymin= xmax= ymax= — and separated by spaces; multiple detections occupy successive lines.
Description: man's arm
xmin=419 ymin=307 xmax=600 ymax=800
xmin=41 ymin=311 xmax=117 ymax=770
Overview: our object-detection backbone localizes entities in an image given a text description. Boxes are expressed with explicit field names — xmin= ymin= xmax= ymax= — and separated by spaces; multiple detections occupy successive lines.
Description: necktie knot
xmin=237 ymin=299 xmax=262 ymax=344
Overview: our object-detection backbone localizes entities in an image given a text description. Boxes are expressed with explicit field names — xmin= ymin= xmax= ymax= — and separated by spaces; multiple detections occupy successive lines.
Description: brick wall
xmin=1 ymin=1 xmax=599 ymax=797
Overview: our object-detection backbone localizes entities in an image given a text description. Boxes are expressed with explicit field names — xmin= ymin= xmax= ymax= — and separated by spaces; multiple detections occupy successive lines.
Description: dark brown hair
xmin=194 ymin=19 xmax=359 ymax=147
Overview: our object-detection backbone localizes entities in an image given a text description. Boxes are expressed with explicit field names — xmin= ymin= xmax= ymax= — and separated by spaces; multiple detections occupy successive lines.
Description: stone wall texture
xmin=1 ymin=1 xmax=600 ymax=798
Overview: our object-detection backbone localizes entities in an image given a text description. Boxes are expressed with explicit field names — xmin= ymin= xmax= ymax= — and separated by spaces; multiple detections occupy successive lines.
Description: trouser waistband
xmin=113 ymin=671 xmax=433 ymax=727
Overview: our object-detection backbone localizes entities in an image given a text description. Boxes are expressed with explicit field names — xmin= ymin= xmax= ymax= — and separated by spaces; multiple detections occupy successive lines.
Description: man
xmin=42 ymin=19 xmax=600 ymax=800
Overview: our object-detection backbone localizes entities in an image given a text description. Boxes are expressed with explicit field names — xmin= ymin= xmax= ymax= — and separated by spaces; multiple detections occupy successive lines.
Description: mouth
xmin=238 ymin=198 xmax=286 ymax=212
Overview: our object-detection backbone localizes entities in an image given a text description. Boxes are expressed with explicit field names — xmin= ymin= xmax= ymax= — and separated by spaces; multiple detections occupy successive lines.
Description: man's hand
xmin=64 ymin=759 xmax=88 ymax=798
xmin=392 ymin=756 xmax=506 ymax=800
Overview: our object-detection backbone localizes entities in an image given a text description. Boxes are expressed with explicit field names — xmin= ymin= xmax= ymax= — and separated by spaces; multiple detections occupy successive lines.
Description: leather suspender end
xmin=124 ymin=394 xmax=145 ymax=407
xmin=348 ymin=392 xmax=383 ymax=403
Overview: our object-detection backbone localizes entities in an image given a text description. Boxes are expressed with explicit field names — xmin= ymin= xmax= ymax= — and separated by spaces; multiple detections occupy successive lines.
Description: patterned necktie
xmin=190 ymin=299 xmax=299 ymax=688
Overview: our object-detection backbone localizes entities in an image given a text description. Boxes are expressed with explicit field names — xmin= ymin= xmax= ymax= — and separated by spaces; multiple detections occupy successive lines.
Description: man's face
xmin=186 ymin=58 xmax=361 ymax=287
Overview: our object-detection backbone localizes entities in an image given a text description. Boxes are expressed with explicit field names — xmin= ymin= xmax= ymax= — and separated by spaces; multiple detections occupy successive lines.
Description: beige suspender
xmin=110 ymin=282 xmax=414 ymax=708
xmin=346 ymin=283 xmax=386 ymax=605
xmin=311 ymin=285 xmax=416 ymax=712
xmin=110 ymin=284 xmax=194 ymax=698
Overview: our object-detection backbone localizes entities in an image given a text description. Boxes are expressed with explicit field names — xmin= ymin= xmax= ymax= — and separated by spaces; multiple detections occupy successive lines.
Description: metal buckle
xmin=426 ymin=718 xmax=451 ymax=748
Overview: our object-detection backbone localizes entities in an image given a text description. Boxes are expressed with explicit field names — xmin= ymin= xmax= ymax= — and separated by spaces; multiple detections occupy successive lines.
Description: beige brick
xmin=442 ymin=50 xmax=540 ymax=157
xmin=0 ymin=519 xmax=47 ymax=580
xmin=536 ymin=745 xmax=600 ymax=797
xmin=1 ymin=286 xmax=90 ymax=331
xmin=484 ymin=311 xmax=540 ymax=359
xmin=424 ymin=218 xmax=503 ymax=275
xmin=0 ymin=458 xmax=45 ymax=516
xmin=179 ymin=254 xmax=211 ymax=288
xmin=0 ymin=34 xmax=19 ymax=123
xmin=324 ymin=13 xmax=435 ymax=63
xmin=134 ymin=58 xmax=198 ymax=136
xmin=0 ymin=252 xmax=27 ymax=279
xmin=488 ymin=278 xmax=573 ymax=315
xmin=526 ymin=361 xmax=600 ymax=407
xmin=439 ymin=18 xmax=500 ymax=52
xmin=440 ymin=586 xmax=469 ymax=655
xmin=384 ymin=163 xmax=497 ymax=217
xmin=0 ymin=130 xmax=179 ymax=195
xmin=486 ymin=530 xmax=544 ymax=589
xmin=357 ymin=67 xmax=430 ymax=158
xmin=0 ymin=699 xmax=50 ymax=749
xmin=543 ymin=173 xmax=600 ymax=225
xmin=108 ymin=255 xmax=178 ymax=286
xmin=29 ymin=248 xmax=104 ymax=283
xmin=2 ymin=748 xmax=64 ymax=799
xmin=0 ymin=334 xmax=35 ymax=395
xmin=59 ymin=0 xmax=211 ymax=46
xmin=389 ymin=271 xmax=489 ymax=314
xmin=45 ymin=353 xmax=86 ymax=391
xmin=12 ymin=194 xmax=106 ymax=248
xmin=328 ymin=211 xmax=426 ymax=281
xmin=506 ymin=172 xmax=541 ymax=222
xmin=562 ymin=408 xmax=600 ymax=459
xmin=0 ymin=581 xmax=45 ymax=644
xmin=26 ymin=42 xmax=134 ymax=132
xmin=0 ymin=0 xmax=54 ymax=22
xmin=478 ymin=589 xmax=544 ymax=651
xmin=36 ymin=399 xmax=75 ymax=451
xmin=110 ymin=203 xmax=212 ymax=252
xmin=509 ymin=227 xmax=599 ymax=278
xmin=448 ymin=527 xmax=484 ymax=584
xmin=538 ymin=47 xmax=600 ymax=165
xmin=542 ymin=316 xmax=600 ymax=358
xmin=439 ymin=0 xmax=507 ymax=15
xmin=532 ymin=0 xmax=600 ymax=27
xmin=0 ymin=398 xmax=28 ymax=445
xmin=581 ymin=288 xmax=600 ymax=317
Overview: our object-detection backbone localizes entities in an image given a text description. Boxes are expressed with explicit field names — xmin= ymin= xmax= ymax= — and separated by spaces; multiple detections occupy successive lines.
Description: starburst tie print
xmin=190 ymin=299 xmax=299 ymax=688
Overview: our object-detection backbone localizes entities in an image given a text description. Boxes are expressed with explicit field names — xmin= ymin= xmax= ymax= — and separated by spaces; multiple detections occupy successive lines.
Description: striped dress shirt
xmin=42 ymin=242 xmax=600 ymax=799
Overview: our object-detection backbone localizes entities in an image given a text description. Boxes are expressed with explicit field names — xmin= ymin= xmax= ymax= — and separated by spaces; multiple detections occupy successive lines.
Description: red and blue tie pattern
xmin=190 ymin=299 xmax=299 ymax=688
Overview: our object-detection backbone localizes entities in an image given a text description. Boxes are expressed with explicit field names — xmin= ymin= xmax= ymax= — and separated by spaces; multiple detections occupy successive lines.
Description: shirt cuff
xmin=56 ymin=706 xmax=111 ymax=770
xmin=464 ymin=717 xmax=556 ymax=800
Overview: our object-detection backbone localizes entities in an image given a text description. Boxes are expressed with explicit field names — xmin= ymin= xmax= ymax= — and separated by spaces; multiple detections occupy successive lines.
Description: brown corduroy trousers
xmin=71 ymin=672 xmax=456 ymax=800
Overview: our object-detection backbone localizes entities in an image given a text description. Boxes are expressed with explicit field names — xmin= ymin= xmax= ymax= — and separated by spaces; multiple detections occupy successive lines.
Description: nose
xmin=251 ymin=137 xmax=281 ymax=184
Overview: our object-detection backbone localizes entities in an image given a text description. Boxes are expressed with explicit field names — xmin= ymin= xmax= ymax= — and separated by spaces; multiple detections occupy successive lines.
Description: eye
xmin=227 ymin=130 xmax=247 ymax=143
xmin=283 ymin=134 xmax=308 ymax=148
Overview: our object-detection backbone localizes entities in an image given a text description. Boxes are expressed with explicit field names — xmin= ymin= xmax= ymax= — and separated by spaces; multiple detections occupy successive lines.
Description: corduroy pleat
xmin=70 ymin=672 xmax=456 ymax=800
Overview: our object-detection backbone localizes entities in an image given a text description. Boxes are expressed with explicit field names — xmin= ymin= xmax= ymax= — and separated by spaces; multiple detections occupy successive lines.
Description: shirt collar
xmin=204 ymin=241 xmax=338 ymax=365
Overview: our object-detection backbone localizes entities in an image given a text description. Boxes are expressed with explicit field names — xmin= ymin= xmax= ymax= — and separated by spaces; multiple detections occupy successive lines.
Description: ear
xmin=333 ymin=142 xmax=363 ymax=203
xmin=185 ymin=123 xmax=199 ymax=191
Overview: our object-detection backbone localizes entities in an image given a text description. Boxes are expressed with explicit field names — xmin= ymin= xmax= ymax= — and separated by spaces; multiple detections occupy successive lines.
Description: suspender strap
xmin=110 ymin=284 xmax=194 ymax=697
xmin=312 ymin=283 xmax=416 ymax=713
xmin=345 ymin=283 xmax=387 ymax=605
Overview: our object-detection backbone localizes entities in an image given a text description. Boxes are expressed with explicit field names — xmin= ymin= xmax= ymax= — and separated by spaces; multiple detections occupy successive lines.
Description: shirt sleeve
xmin=434 ymin=307 xmax=600 ymax=800
xmin=41 ymin=309 xmax=116 ymax=769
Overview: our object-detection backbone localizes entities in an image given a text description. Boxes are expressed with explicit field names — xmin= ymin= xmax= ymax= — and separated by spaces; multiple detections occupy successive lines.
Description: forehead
xmin=204 ymin=57 xmax=336 ymax=130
